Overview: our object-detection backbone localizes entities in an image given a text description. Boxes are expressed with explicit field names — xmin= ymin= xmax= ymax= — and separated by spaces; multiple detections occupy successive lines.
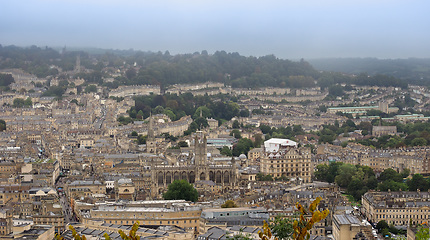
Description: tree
xmin=0 ymin=73 xmax=14 ymax=86
xmin=193 ymin=106 xmax=212 ymax=119
xmin=412 ymin=137 xmax=427 ymax=146
xmin=334 ymin=164 xmax=356 ymax=188
xmin=314 ymin=164 xmax=329 ymax=182
xmin=415 ymin=225 xmax=430 ymax=240
xmin=254 ymin=134 xmax=264 ymax=148
xmin=13 ymin=98 xmax=25 ymax=108
xmin=260 ymin=124 xmax=272 ymax=134
xmin=227 ymin=232 xmax=253 ymax=240
xmin=401 ymin=168 xmax=411 ymax=178
xmin=269 ymin=215 xmax=295 ymax=240
xmin=256 ymin=173 xmax=273 ymax=181
xmin=24 ymin=97 xmax=32 ymax=107
xmin=194 ymin=117 xmax=209 ymax=130
xmin=163 ymin=179 xmax=198 ymax=202
xmin=220 ymin=146 xmax=233 ymax=156
xmin=328 ymin=85 xmax=344 ymax=97
xmin=379 ymin=168 xmax=403 ymax=183
xmin=407 ymin=174 xmax=429 ymax=191
xmin=221 ymin=200 xmax=238 ymax=208
xmin=0 ymin=120 xmax=6 ymax=131
xmin=230 ymin=129 xmax=242 ymax=139
xmin=137 ymin=135 xmax=147 ymax=144
xmin=177 ymin=141 xmax=188 ymax=147
xmin=131 ymin=131 xmax=138 ymax=137
xmin=232 ymin=120 xmax=240 ymax=129
xmin=85 ymin=84 xmax=97 ymax=93
xmin=232 ymin=138 xmax=253 ymax=157
xmin=376 ymin=220 xmax=389 ymax=233
xmin=259 ymin=197 xmax=329 ymax=240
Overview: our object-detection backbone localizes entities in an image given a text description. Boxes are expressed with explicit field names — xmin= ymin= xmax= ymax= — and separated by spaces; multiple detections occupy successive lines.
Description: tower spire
xmin=148 ymin=113 xmax=154 ymax=139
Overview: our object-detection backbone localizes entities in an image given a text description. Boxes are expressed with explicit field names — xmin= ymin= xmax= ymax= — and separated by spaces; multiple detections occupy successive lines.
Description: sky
xmin=1 ymin=0 xmax=429 ymax=59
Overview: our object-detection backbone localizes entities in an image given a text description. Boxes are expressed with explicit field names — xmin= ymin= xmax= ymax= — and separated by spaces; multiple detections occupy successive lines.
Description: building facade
xmin=260 ymin=138 xmax=312 ymax=183
xmin=362 ymin=191 xmax=430 ymax=226
xmin=151 ymin=131 xmax=237 ymax=198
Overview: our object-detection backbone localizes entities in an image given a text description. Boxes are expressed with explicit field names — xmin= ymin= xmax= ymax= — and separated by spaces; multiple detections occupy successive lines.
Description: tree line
xmin=0 ymin=45 xmax=411 ymax=93
xmin=314 ymin=162 xmax=429 ymax=201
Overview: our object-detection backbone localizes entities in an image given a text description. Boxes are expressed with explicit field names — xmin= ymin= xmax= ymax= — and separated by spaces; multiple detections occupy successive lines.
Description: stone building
xmin=372 ymin=125 xmax=397 ymax=137
xmin=260 ymin=138 xmax=312 ymax=183
xmin=361 ymin=191 xmax=430 ymax=226
xmin=332 ymin=214 xmax=361 ymax=240
xmin=151 ymin=131 xmax=237 ymax=198
xmin=77 ymin=200 xmax=201 ymax=232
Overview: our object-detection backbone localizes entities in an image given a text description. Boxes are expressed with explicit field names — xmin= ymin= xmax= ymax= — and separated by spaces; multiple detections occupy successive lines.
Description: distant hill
xmin=308 ymin=58 xmax=430 ymax=84
xmin=0 ymin=44 xmax=414 ymax=89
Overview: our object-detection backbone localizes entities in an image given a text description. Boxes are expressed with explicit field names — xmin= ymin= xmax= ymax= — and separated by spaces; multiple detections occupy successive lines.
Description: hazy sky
xmin=1 ymin=0 xmax=429 ymax=59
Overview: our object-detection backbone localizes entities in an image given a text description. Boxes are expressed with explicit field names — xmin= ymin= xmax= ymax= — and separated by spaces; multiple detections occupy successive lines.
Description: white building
xmin=263 ymin=138 xmax=297 ymax=153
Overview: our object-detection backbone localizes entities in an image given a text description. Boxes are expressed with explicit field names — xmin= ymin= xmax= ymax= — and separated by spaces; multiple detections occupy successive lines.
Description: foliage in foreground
xmin=104 ymin=221 xmax=140 ymax=240
xmin=259 ymin=197 xmax=329 ymax=240
xmin=56 ymin=222 xmax=141 ymax=240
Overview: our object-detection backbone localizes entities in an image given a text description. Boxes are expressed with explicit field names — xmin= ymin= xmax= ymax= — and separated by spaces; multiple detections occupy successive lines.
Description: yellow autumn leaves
xmin=259 ymin=197 xmax=329 ymax=240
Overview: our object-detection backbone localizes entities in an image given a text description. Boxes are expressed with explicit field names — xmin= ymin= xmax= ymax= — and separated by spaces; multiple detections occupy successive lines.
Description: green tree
xmin=379 ymin=168 xmax=403 ymax=183
xmin=314 ymin=164 xmax=329 ymax=182
xmin=253 ymin=134 xmax=264 ymax=148
xmin=256 ymin=173 xmax=273 ymax=181
xmin=412 ymin=137 xmax=427 ymax=146
xmin=378 ymin=180 xmax=408 ymax=191
xmin=232 ymin=138 xmax=253 ymax=156
xmin=13 ymin=98 xmax=25 ymax=108
xmin=407 ymin=174 xmax=429 ymax=191
xmin=0 ymin=73 xmax=14 ymax=86
xmin=401 ymin=168 xmax=411 ymax=178
xmin=260 ymin=124 xmax=272 ymax=134
xmin=177 ymin=141 xmax=188 ymax=147
xmin=415 ymin=225 xmax=430 ymax=240
xmin=193 ymin=106 xmax=212 ymax=119
xmin=220 ymin=146 xmax=233 ymax=156
xmin=85 ymin=84 xmax=97 ymax=93
xmin=376 ymin=220 xmax=389 ymax=233
xmin=163 ymin=179 xmax=198 ymax=202
xmin=232 ymin=120 xmax=240 ymax=129
xmin=24 ymin=97 xmax=32 ymax=106
xmin=230 ymin=129 xmax=242 ymax=139
xmin=0 ymin=120 xmax=6 ymax=131
xmin=131 ymin=131 xmax=138 ymax=137
xmin=137 ymin=135 xmax=147 ymax=144
xmin=328 ymin=85 xmax=344 ymax=97
xmin=269 ymin=215 xmax=294 ymax=240
xmin=221 ymin=200 xmax=238 ymax=208
xmin=163 ymin=108 xmax=176 ymax=121
xmin=227 ymin=232 xmax=253 ymax=240
xmin=153 ymin=105 xmax=164 ymax=114
xmin=334 ymin=164 xmax=356 ymax=188
xmin=194 ymin=117 xmax=209 ymax=130
xmin=118 ymin=116 xmax=133 ymax=125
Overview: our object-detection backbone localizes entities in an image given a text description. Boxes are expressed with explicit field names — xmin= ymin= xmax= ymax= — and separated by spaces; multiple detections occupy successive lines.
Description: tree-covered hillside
xmin=308 ymin=58 xmax=430 ymax=85
xmin=0 ymin=44 xmax=411 ymax=89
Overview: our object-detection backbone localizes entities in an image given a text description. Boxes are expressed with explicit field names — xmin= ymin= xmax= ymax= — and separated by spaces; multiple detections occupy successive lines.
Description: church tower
xmin=146 ymin=115 xmax=157 ymax=154
xmin=75 ymin=54 xmax=81 ymax=73
xmin=194 ymin=131 xmax=207 ymax=166
xmin=194 ymin=131 xmax=208 ymax=181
